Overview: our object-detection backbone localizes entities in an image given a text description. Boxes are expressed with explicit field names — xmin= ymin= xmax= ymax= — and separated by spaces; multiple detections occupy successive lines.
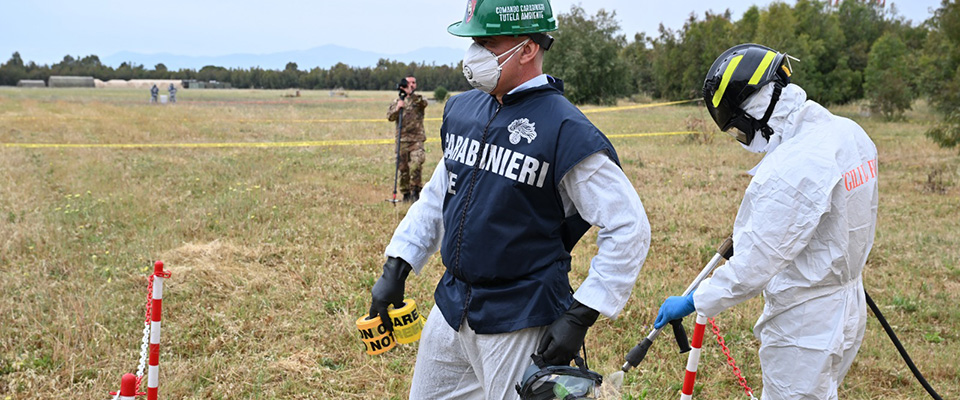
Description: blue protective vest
xmin=437 ymin=79 xmax=619 ymax=334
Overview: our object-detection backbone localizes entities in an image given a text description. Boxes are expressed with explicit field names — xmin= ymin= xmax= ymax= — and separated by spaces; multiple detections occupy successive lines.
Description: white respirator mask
xmin=739 ymin=132 xmax=770 ymax=153
xmin=462 ymin=38 xmax=530 ymax=93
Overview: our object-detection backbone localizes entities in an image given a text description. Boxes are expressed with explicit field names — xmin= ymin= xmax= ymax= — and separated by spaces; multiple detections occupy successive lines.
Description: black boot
xmin=412 ymin=186 xmax=421 ymax=202
xmin=402 ymin=192 xmax=412 ymax=203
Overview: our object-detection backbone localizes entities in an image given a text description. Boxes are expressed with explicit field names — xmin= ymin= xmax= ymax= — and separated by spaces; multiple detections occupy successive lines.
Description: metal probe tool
xmin=622 ymin=236 xmax=734 ymax=372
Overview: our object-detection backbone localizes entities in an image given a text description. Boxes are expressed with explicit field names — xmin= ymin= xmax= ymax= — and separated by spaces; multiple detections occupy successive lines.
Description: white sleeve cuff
xmin=563 ymin=152 xmax=650 ymax=319
xmin=383 ymin=162 xmax=447 ymax=274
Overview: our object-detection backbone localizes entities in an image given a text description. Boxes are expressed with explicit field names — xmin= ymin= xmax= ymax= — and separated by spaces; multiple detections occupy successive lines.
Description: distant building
xmin=48 ymin=76 xmax=95 ymax=88
xmin=181 ymin=79 xmax=232 ymax=89
xmin=17 ymin=80 xmax=46 ymax=88
xmin=95 ymin=79 xmax=182 ymax=89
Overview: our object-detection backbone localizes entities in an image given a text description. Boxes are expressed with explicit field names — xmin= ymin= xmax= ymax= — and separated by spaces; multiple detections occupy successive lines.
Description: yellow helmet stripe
xmin=712 ymin=55 xmax=743 ymax=108
xmin=748 ymin=51 xmax=777 ymax=85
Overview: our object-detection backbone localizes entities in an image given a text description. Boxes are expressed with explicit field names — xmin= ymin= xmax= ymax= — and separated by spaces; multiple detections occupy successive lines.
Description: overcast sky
xmin=1 ymin=0 xmax=941 ymax=66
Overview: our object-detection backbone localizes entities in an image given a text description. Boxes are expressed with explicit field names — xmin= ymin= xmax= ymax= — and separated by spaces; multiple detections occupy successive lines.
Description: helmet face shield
xmin=722 ymin=112 xmax=759 ymax=145
xmin=725 ymin=126 xmax=750 ymax=145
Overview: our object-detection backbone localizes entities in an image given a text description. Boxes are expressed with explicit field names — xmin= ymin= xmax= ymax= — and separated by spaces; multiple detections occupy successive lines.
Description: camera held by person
xmin=397 ymin=78 xmax=409 ymax=100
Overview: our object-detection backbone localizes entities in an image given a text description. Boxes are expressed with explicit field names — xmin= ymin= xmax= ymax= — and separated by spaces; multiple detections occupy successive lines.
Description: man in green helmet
xmin=368 ymin=0 xmax=651 ymax=398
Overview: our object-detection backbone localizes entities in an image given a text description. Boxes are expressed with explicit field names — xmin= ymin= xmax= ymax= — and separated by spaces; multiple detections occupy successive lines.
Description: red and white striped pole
xmin=148 ymin=261 xmax=167 ymax=400
xmin=680 ymin=314 xmax=707 ymax=400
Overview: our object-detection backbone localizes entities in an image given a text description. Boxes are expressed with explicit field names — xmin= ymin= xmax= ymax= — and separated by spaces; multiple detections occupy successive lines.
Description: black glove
xmin=536 ymin=300 xmax=600 ymax=365
xmin=368 ymin=257 xmax=412 ymax=332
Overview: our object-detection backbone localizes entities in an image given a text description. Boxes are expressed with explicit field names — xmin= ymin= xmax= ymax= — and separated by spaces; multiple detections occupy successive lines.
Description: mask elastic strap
xmin=496 ymin=38 xmax=531 ymax=65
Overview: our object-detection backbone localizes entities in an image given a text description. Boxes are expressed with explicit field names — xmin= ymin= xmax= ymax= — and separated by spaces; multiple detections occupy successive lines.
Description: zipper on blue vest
xmin=452 ymin=102 xmax=501 ymax=324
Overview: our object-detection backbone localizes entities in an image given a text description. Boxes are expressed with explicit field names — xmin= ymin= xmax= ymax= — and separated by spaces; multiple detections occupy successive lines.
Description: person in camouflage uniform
xmin=386 ymin=75 xmax=428 ymax=202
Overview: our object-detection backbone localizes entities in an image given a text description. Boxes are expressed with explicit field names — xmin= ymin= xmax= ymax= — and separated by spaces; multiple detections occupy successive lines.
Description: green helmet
xmin=448 ymin=0 xmax=557 ymax=38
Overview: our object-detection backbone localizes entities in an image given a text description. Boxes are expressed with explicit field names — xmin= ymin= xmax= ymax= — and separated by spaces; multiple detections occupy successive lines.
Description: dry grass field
xmin=0 ymin=87 xmax=957 ymax=399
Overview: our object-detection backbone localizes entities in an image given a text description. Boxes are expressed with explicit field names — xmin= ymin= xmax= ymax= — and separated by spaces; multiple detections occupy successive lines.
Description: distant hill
xmin=102 ymin=45 xmax=463 ymax=70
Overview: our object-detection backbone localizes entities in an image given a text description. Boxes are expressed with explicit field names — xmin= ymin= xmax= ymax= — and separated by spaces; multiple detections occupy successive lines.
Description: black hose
xmin=864 ymin=289 xmax=943 ymax=400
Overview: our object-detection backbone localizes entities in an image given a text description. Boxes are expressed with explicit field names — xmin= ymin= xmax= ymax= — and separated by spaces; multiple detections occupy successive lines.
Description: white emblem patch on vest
xmin=508 ymin=118 xmax=537 ymax=145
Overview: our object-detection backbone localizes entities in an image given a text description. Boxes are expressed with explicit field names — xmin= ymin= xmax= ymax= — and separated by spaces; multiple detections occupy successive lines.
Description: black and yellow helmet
xmin=702 ymin=44 xmax=792 ymax=145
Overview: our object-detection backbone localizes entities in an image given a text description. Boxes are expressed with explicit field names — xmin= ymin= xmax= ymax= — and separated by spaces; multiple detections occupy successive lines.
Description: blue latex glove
xmin=653 ymin=293 xmax=696 ymax=329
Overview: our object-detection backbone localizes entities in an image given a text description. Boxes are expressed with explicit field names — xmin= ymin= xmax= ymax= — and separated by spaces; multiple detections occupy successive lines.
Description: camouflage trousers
xmin=397 ymin=140 xmax=425 ymax=194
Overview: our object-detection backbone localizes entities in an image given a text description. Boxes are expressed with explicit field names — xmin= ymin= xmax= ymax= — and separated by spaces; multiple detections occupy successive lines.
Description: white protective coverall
xmin=693 ymin=83 xmax=879 ymax=399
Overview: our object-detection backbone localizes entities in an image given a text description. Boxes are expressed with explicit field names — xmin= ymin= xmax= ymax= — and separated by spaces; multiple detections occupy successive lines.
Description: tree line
xmin=547 ymin=0 xmax=958 ymax=150
xmin=1 ymin=0 xmax=957 ymax=149
xmin=0 ymin=54 xmax=475 ymax=93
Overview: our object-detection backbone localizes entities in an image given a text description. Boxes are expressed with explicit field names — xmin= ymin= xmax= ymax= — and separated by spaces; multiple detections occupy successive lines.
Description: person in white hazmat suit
xmin=653 ymin=43 xmax=879 ymax=399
